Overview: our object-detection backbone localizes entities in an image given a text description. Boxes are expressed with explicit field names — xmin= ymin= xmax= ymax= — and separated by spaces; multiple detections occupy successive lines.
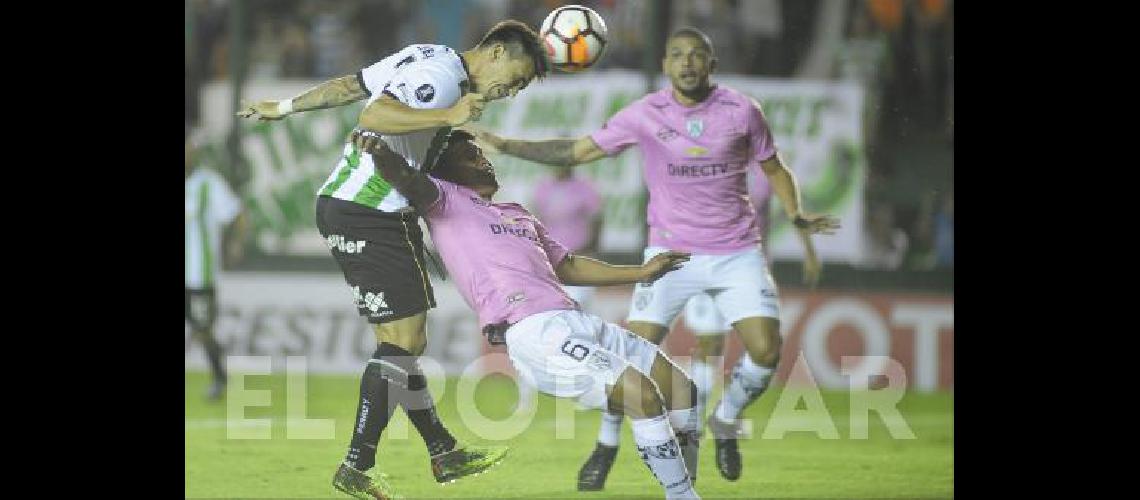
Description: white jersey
xmin=185 ymin=168 xmax=242 ymax=289
xmin=318 ymin=44 xmax=469 ymax=212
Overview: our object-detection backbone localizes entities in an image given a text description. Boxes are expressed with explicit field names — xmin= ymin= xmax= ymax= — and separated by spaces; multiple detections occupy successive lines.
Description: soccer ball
xmin=540 ymin=5 xmax=608 ymax=72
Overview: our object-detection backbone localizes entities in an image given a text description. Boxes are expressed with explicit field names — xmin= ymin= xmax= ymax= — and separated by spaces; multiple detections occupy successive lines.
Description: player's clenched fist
xmin=446 ymin=93 xmax=487 ymax=127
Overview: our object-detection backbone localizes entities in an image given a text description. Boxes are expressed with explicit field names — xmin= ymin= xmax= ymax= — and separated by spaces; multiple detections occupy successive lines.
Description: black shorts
xmin=185 ymin=287 xmax=217 ymax=332
xmin=315 ymin=196 xmax=436 ymax=324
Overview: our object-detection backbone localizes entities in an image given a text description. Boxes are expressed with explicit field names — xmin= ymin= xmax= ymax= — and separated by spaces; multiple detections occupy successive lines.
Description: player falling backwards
xmin=354 ymin=127 xmax=703 ymax=499
xmin=238 ymin=20 xmax=548 ymax=500
xmin=470 ymin=27 xmax=839 ymax=489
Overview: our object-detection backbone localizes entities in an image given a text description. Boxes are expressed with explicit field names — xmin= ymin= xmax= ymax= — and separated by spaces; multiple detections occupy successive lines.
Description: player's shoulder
xmin=396 ymin=45 xmax=462 ymax=72
xmin=641 ymin=87 xmax=675 ymax=110
xmin=711 ymin=85 xmax=754 ymax=108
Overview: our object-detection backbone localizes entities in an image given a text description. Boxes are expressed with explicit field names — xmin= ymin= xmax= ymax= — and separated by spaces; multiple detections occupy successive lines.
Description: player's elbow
xmin=555 ymin=257 xmax=581 ymax=284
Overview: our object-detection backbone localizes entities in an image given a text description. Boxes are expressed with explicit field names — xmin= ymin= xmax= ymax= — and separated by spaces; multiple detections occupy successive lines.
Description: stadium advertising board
xmin=187 ymin=274 xmax=952 ymax=392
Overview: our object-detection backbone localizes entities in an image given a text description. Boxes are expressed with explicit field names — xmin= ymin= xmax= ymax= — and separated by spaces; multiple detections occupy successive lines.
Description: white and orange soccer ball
xmin=540 ymin=5 xmax=608 ymax=72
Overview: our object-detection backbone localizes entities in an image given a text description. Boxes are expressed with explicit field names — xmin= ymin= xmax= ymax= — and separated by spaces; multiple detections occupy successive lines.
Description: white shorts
xmin=683 ymin=293 xmax=731 ymax=335
xmin=504 ymin=309 xmax=662 ymax=409
xmin=627 ymin=245 xmax=779 ymax=329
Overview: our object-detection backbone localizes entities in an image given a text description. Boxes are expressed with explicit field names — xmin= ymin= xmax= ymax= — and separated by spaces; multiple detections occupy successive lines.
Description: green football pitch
xmin=186 ymin=371 xmax=952 ymax=499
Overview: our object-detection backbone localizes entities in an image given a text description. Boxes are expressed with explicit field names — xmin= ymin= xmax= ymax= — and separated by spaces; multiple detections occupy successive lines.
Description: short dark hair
xmin=478 ymin=20 xmax=550 ymax=79
xmin=429 ymin=130 xmax=477 ymax=178
xmin=668 ymin=27 xmax=715 ymax=56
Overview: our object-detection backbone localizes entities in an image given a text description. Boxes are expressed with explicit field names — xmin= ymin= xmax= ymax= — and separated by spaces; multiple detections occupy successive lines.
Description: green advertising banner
xmin=197 ymin=71 xmax=864 ymax=263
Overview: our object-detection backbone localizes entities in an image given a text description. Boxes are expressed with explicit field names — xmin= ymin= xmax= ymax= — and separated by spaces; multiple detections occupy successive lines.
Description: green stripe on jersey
xmin=320 ymin=146 xmax=361 ymax=197
xmin=351 ymin=173 xmax=393 ymax=208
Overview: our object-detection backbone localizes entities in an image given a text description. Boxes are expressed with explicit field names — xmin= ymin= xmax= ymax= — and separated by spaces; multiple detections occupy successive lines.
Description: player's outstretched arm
xmin=237 ymin=74 xmax=368 ymax=121
xmin=759 ymin=155 xmax=841 ymax=236
xmin=358 ymin=93 xmax=486 ymax=134
xmin=467 ymin=129 xmax=606 ymax=167
xmin=349 ymin=129 xmax=440 ymax=212
xmin=556 ymin=252 xmax=690 ymax=286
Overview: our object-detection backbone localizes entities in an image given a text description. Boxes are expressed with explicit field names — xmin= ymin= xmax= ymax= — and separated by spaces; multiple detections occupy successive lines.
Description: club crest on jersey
xmin=416 ymin=84 xmax=435 ymax=102
xmin=686 ymin=118 xmax=704 ymax=137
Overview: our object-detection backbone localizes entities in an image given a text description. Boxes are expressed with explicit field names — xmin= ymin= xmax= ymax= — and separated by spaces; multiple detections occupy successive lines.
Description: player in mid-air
xmin=238 ymin=20 xmax=548 ymax=500
xmin=470 ymin=27 xmax=839 ymax=488
xmin=354 ymin=128 xmax=702 ymax=499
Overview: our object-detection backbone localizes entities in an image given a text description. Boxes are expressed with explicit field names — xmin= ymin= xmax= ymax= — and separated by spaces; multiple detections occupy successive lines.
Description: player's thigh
xmin=711 ymin=246 xmax=780 ymax=328
xmin=626 ymin=246 xmax=704 ymax=331
xmin=731 ymin=316 xmax=782 ymax=366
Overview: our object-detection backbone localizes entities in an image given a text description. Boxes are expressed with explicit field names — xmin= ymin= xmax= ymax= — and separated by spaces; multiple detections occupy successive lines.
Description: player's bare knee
xmin=746 ymin=333 xmax=782 ymax=367
xmin=650 ymin=353 xmax=695 ymax=410
xmin=612 ymin=367 xmax=665 ymax=419
xmin=627 ymin=321 xmax=669 ymax=345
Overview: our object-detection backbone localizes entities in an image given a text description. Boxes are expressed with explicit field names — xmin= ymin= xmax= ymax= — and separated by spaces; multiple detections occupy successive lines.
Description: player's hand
xmin=641 ymin=251 xmax=691 ymax=285
xmin=461 ymin=126 xmax=503 ymax=154
xmin=349 ymin=128 xmax=392 ymax=157
xmin=236 ymin=100 xmax=288 ymax=121
xmin=802 ymin=252 xmax=821 ymax=289
xmin=446 ymin=93 xmax=486 ymax=127
xmin=793 ymin=213 xmax=841 ymax=235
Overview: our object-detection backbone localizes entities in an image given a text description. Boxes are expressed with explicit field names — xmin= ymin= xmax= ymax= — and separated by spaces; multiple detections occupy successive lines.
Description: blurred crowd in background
xmin=186 ymin=0 xmax=953 ymax=271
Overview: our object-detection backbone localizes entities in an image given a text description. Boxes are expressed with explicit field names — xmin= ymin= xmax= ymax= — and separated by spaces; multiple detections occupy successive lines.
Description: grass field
xmin=186 ymin=370 xmax=952 ymax=499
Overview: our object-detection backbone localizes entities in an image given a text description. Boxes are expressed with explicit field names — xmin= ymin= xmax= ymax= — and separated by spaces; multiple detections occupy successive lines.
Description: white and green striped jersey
xmin=185 ymin=168 xmax=242 ymax=289
xmin=319 ymin=44 xmax=469 ymax=212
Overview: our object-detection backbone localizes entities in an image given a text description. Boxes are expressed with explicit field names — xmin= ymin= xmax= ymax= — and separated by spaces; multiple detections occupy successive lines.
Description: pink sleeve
xmin=749 ymin=100 xmax=778 ymax=162
xmin=589 ymin=104 xmax=642 ymax=156
xmin=534 ymin=218 xmax=571 ymax=266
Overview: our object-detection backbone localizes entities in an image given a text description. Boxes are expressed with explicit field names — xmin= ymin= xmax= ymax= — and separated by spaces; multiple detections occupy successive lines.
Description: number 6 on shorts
xmin=560 ymin=339 xmax=591 ymax=361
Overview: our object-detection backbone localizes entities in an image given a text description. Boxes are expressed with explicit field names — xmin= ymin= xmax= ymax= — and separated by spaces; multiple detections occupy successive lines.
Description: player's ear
xmin=491 ymin=42 xmax=507 ymax=61
xmin=709 ymin=56 xmax=718 ymax=74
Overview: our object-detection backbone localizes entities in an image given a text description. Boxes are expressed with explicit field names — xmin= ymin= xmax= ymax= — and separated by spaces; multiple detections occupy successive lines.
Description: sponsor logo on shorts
xmin=327 ymin=235 xmax=368 ymax=254
xmin=352 ymin=286 xmax=390 ymax=314
xmin=634 ymin=286 xmax=653 ymax=311
xmin=585 ymin=350 xmax=611 ymax=372
xmin=761 ymin=289 xmax=777 ymax=298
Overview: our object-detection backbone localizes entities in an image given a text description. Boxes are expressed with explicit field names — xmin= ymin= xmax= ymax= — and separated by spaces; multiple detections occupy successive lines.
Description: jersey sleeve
xmin=747 ymin=98 xmax=778 ymax=162
xmin=423 ymin=176 xmax=453 ymax=217
xmin=381 ymin=60 xmax=462 ymax=110
xmin=589 ymin=104 xmax=643 ymax=156
xmin=533 ymin=217 xmax=571 ymax=268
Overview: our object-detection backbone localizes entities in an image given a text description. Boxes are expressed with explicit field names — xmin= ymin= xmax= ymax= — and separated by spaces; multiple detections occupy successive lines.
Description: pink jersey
xmin=590 ymin=86 xmax=777 ymax=254
xmin=531 ymin=177 xmax=602 ymax=253
xmin=424 ymin=177 xmax=579 ymax=328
